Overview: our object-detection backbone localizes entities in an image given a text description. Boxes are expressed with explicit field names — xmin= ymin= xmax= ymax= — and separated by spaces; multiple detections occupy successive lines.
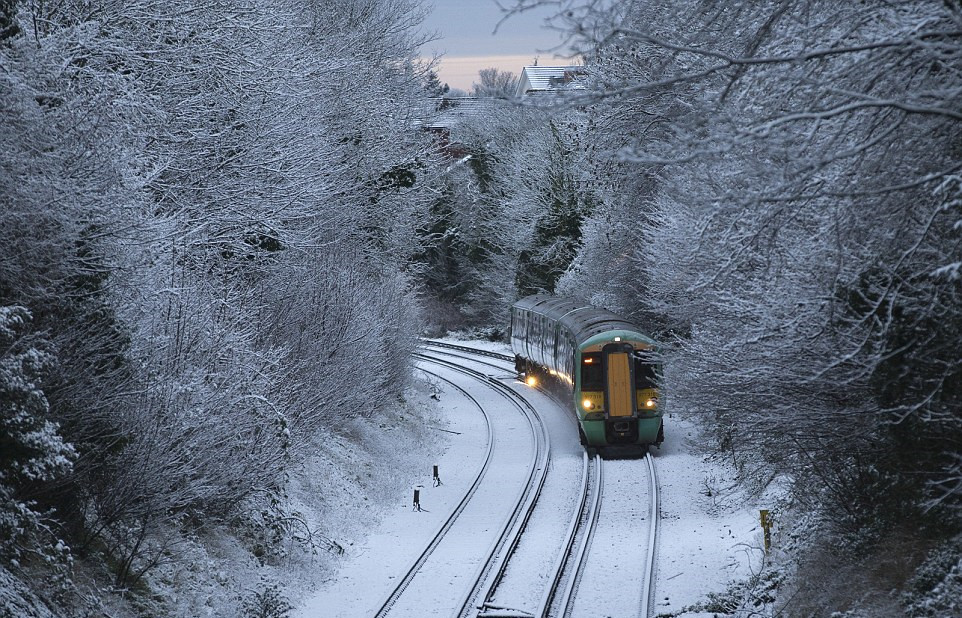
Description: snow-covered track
xmin=549 ymin=452 xmax=602 ymax=618
xmin=640 ymin=451 xmax=660 ymax=618
xmin=420 ymin=341 xmax=662 ymax=617
xmin=384 ymin=351 xmax=550 ymax=618
xmin=562 ymin=454 xmax=660 ymax=617
xmin=421 ymin=343 xmax=620 ymax=618
xmin=419 ymin=344 xmax=516 ymax=378
xmin=373 ymin=365 xmax=497 ymax=618
xmin=415 ymin=352 xmax=551 ymax=618
xmin=420 ymin=339 xmax=516 ymax=364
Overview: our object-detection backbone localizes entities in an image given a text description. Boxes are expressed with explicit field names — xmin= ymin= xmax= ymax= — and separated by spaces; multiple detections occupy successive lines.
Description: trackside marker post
xmin=433 ymin=465 xmax=442 ymax=486
xmin=413 ymin=488 xmax=421 ymax=512
xmin=760 ymin=509 xmax=772 ymax=552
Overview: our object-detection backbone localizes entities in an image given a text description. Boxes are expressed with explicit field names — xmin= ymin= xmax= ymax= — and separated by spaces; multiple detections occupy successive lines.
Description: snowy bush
xmin=679 ymin=564 xmax=784 ymax=617
xmin=903 ymin=535 xmax=962 ymax=617
xmin=242 ymin=581 xmax=293 ymax=618
xmin=0 ymin=306 xmax=75 ymax=564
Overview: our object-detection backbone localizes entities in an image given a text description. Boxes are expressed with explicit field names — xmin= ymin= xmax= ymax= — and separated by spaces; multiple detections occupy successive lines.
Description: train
xmin=510 ymin=295 xmax=664 ymax=454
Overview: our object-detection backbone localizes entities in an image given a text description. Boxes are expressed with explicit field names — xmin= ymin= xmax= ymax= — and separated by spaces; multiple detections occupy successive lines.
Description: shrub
xmin=0 ymin=306 xmax=75 ymax=565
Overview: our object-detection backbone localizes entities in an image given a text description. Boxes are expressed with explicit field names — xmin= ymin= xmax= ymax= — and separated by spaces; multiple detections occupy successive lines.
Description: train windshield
xmin=581 ymin=353 xmax=604 ymax=389
xmin=634 ymin=352 xmax=658 ymax=389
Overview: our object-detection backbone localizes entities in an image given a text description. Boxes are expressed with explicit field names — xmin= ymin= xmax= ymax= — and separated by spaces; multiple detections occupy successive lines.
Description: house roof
xmin=422 ymin=97 xmax=501 ymax=129
xmin=515 ymin=65 xmax=587 ymax=97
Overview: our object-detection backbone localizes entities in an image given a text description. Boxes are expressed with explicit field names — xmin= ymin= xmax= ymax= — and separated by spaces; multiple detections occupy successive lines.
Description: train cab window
xmin=633 ymin=352 xmax=658 ymax=389
xmin=581 ymin=353 xmax=604 ymax=389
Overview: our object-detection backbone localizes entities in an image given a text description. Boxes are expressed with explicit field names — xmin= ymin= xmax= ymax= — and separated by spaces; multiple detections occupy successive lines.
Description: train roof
xmin=512 ymin=294 xmax=658 ymax=347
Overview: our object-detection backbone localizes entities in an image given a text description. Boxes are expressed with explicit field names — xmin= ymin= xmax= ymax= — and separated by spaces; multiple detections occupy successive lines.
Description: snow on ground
xmin=426 ymin=335 xmax=513 ymax=358
xmin=0 ymin=567 xmax=58 ymax=618
xmin=292 ymin=362 xmax=494 ymax=617
xmin=279 ymin=383 xmax=449 ymax=616
xmin=652 ymin=414 xmax=767 ymax=617
xmin=290 ymin=340 xmax=769 ymax=618
xmin=486 ymin=363 xmax=586 ymax=615
xmin=571 ymin=458 xmax=655 ymax=618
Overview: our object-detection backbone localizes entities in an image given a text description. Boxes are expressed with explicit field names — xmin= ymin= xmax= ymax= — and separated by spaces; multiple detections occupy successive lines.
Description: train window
xmin=581 ymin=353 xmax=604 ymax=389
xmin=634 ymin=353 xmax=658 ymax=389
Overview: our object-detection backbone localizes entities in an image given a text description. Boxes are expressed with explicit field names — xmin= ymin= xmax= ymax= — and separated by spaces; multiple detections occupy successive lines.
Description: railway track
xmin=559 ymin=454 xmax=660 ymax=618
xmin=373 ymin=364 xmax=496 ymax=618
xmin=420 ymin=339 xmax=516 ymax=364
xmin=374 ymin=350 xmax=550 ymax=617
xmin=410 ymin=341 xmax=661 ymax=618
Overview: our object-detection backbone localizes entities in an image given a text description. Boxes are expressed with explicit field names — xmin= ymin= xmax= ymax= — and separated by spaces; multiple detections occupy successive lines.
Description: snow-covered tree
xmin=532 ymin=0 xmax=962 ymax=520
xmin=504 ymin=3 xmax=961 ymax=610
xmin=415 ymin=98 xmax=595 ymax=328
xmin=472 ymin=68 xmax=517 ymax=98
xmin=2 ymin=0 xmax=440 ymax=597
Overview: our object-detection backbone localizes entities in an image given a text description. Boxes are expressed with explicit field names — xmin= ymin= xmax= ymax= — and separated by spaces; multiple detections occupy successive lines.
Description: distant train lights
xmin=526 ymin=375 xmax=538 ymax=387
xmin=645 ymin=398 xmax=657 ymax=408
xmin=582 ymin=399 xmax=593 ymax=410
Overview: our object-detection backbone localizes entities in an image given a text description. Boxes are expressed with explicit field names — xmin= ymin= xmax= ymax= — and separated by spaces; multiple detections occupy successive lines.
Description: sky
xmin=420 ymin=0 xmax=573 ymax=92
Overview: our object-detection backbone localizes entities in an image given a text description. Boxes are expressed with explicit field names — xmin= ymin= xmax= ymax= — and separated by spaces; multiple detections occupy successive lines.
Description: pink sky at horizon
xmin=420 ymin=1 xmax=573 ymax=92
xmin=429 ymin=54 xmax=545 ymax=93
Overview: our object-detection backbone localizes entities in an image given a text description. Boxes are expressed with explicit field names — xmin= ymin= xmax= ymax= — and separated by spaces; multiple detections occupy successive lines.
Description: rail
xmin=391 ymin=351 xmax=550 ymax=618
xmin=640 ymin=452 xmax=660 ymax=618
xmin=373 ymin=365 xmax=496 ymax=618
xmin=420 ymin=339 xmax=515 ymax=364
xmin=554 ymin=454 xmax=602 ymax=617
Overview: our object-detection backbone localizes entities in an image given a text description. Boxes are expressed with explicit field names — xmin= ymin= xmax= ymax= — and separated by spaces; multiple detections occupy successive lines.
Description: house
xmin=422 ymin=97 xmax=500 ymax=159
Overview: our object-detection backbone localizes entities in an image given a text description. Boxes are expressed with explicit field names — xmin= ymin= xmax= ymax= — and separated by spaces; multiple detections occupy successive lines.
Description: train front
xmin=577 ymin=334 xmax=663 ymax=452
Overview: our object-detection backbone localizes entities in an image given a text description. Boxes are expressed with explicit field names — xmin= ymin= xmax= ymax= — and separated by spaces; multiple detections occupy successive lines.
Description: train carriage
xmin=510 ymin=295 xmax=664 ymax=453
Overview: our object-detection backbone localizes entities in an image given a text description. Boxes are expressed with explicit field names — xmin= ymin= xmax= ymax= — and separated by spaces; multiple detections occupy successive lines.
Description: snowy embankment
xmin=140 ymin=384 xmax=448 ymax=617
xmin=0 ymin=567 xmax=58 ymax=618
xmin=0 ymin=377 xmax=448 ymax=618
xmin=292 ymin=358 xmax=496 ymax=616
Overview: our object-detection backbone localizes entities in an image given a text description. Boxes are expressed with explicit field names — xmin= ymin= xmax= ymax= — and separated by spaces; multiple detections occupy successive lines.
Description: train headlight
xmin=526 ymin=376 xmax=537 ymax=387
xmin=582 ymin=399 xmax=593 ymax=410
xmin=645 ymin=398 xmax=657 ymax=408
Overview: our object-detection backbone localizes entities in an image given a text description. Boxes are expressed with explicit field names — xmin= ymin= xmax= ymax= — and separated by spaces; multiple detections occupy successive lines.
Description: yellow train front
xmin=510 ymin=295 xmax=664 ymax=455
